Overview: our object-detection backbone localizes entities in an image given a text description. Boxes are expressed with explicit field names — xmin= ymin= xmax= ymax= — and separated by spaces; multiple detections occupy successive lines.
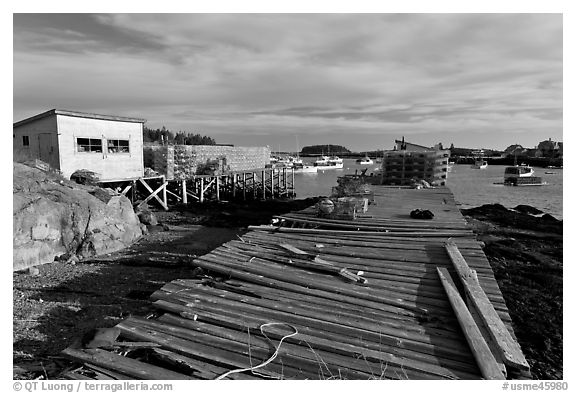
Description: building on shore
xmin=380 ymin=137 xmax=450 ymax=186
xmin=13 ymin=109 xmax=146 ymax=181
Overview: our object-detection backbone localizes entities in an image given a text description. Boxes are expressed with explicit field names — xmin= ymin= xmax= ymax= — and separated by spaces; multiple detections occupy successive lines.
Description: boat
xmin=327 ymin=156 xmax=343 ymax=165
xmin=472 ymin=159 xmax=488 ymax=169
xmin=356 ymin=155 xmax=373 ymax=165
xmin=314 ymin=155 xmax=330 ymax=166
xmin=293 ymin=163 xmax=318 ymax=173
xmin=504 ymin=164 xmax=543 ymax=186
xmin=314 ymin=161 xmax=344 ymax=170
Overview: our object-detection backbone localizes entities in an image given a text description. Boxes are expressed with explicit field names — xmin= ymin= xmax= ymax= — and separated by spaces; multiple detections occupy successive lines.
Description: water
xmin=294 ymin=160 xmax=563 ymax=219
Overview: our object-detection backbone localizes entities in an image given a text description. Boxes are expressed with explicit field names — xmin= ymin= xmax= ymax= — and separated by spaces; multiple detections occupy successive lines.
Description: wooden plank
xmin=149 ymin=347 xmax=260 ymax=380
xmin=445 ymin=241 xmax=530 ymax=371
xmin=436 ymin=267 xmax=505 ymax=380
xmin=61 ymin=347 xmax=194 ymax=380
xmin=157 ymin=313 xmax=479 ymax=380
xmin=152 ymin=299 xmax=477 ymax=379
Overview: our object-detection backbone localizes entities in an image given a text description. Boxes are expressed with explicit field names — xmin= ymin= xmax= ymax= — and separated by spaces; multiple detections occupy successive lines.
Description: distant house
xmin=537 ymin=138 xmax=563 ymax=158
xmin=503 ymin=144 xmax=526 ymax=158
xmin=13 ymin=109 xmax=146 ymax=181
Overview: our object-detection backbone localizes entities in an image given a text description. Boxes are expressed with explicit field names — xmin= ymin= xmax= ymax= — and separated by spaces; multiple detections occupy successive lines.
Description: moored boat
xmin=293 ymin=163 xmax=318 ymax=173
xmin=504 ymin=164 xmax=542 ymax=186
xmin=472 ymin=159 xmax=488 ymax=169
xmin=356 ymin=155 xmax=373 ymax=165
xmin=314 ymin=161 xmax=344 ymax=170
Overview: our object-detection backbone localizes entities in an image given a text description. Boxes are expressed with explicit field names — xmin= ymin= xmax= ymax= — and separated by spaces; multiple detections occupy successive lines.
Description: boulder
xmin=13 ymin=162 xmax=142 ymax=271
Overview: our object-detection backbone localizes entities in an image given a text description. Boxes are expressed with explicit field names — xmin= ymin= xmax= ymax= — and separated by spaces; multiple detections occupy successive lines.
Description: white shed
xmin=13 ymin=109 xmax=146 ymax=181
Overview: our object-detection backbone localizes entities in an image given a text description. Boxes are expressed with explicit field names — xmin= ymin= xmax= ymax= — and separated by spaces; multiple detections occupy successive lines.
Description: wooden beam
xmin=161 ymin=175 xmax=167 ymax=208
xmin=61 ymin=347 xmax=193 ymax=380
xmin=165 ymin=188 xmax=182 ymax=201
xmin=445 ymin=241 xmax=530 ymax=371
xmin=137 ymin=178 xmax=168 ymax=210
xmin=120 ymin=184 xmax=132 ymax=196
xmin=262 ymin=170 xmax=266 ymax=199
xmin=182 ymin=180 xmax=187 ymax=204
xmin=199 ymin=178 xmax=204 ymax=203
xmin=436 ymin=267 xmax=505 ymax=380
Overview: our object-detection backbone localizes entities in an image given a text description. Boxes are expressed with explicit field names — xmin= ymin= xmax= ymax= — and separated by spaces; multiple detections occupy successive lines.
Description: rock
xmin=541 ymin=213 xmax=560 ymax=223
xmin=137 ymin=210 xmax=158 ymax=226
xmin=513 ymin=205 xmax=544 ymax=215
xmin=27 ymin=266 xmax=40 ymax=276
xmin=13 ymin=162 xmax=142 ymax=271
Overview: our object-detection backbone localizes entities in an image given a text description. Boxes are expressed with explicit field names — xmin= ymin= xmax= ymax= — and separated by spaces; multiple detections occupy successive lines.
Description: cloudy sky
xmin=13 ymin=13 xmax=562 ymax=151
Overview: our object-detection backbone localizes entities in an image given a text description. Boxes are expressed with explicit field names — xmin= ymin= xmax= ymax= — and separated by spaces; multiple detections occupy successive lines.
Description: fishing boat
xmin=314 ymin=161 xmax=344 ymax=170
xmin=327 ymin=156 xmax=343 ymax=165
xmin=504 ymin=164 xmax=543 ymax=186
xmin=293 ymin=163 xmax=318 ymax=173
xmin=472 ymin=159 xmax=488 ymax=169
xmin=356 ymin=155 xmax=373 ymax=165
xmin=314 ymin=155 xmax=330 ymax=166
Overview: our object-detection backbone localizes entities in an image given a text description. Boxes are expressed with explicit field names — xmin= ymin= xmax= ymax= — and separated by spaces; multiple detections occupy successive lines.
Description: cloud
xmin=13 ymin=13 xmax=562 ymax=150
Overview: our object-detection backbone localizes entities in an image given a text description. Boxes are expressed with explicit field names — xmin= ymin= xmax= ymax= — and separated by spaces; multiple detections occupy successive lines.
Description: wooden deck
xmin=62 ymin=186 xmax=529 ymax=380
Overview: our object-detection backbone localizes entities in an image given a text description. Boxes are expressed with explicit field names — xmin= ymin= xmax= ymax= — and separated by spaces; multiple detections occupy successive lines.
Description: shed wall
xmin=57 ymin=115 xmax=144 ymax=180
xmin=13 ymin=115 xmax=60 ymax=168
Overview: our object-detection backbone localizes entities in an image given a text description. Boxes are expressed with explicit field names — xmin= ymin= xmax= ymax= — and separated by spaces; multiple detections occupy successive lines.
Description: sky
xmin=13 ymin=13 xmax=563 ymax=152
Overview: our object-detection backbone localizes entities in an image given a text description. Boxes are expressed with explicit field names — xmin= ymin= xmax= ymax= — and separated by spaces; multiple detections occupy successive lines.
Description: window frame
xmin=76 ymin=137 xmax=103 ymax=153
xmin=106 ymin=139 xmax=130 ymax=154
xmin=22 ymin=135 xmax=30 ymax=146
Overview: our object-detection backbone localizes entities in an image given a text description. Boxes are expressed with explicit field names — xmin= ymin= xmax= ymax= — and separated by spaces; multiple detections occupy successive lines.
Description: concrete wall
xmin=144 ymin=144 xmax=270 ymax=180
xmin=56 ymin=115 xmax=144 ymax=180
xmin=13 ymin=115 xmax=60 ymax=168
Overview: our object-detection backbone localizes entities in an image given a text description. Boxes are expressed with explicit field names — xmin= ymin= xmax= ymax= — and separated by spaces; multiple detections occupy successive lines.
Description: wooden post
xmin=253 ymin=173 xmax=257 ymax=199
xmin=162 ymin=176 xmax=168 ymax=207
xmin=216 ymin=176 xmax=220 ymax=201
xmin=232 ymin=173 xmax=236 ymax=199
xmin=182 ymin=180 xmax=188 ymax=204
xmin=200 ymin=177 xmax=204 ymax=203
xmin=243 ymin=173 xmax=247 ymax=201
xmin=262 ymin=170 xmax=266 ymax=199
xmin=291 ymin=167 xmax=295 ymax=197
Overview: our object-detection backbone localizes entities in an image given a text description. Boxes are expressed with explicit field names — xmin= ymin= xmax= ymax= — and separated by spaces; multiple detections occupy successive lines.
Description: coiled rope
xmin=214 ymin=322 xmax=299 ymax=380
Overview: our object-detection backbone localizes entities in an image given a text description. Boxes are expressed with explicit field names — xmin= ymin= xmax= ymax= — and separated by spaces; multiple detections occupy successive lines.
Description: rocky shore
xmin=461 ymin=204 xmax=563 ymax=380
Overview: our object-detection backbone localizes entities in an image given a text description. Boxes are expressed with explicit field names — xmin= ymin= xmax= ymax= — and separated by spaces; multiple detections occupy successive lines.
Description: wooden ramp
xmin=61 ymin=186 xmax=530 ymax=380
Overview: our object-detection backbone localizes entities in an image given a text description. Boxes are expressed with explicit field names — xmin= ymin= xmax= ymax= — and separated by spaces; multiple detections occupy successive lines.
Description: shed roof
xmin=13 ymin=109 xmax=146 ymax=128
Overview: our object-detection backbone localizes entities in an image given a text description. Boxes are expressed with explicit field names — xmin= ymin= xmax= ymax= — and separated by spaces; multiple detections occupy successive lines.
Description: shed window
xmin=107 ymin=139 xmax=130 ymax=153
xmin=22 ymin=135 xmax=29 ymax=146
xmin=77 ymin=138 xmax=102 ymax=152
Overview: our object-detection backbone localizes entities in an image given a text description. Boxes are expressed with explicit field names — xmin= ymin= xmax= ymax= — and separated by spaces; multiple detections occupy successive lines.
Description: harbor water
xmin=294 ymin=159 xmax=563 ymax=219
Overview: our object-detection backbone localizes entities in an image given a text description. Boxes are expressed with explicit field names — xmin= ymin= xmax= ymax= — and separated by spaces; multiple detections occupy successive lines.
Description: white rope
xmin=214 ymin=322 xmax=299 ymax=380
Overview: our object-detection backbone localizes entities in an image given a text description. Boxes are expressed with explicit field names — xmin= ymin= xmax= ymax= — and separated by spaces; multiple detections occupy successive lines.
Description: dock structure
xmin=98 ymin=167 xmax=295 ymax=210
xmin=170 ymin=167 xmax=296 ymax=205
xmin=61 ymin=186 xmax=530 ymax=380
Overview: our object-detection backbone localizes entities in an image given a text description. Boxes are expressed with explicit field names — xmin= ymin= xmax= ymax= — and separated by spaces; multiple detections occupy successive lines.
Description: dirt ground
xmin=13 ymin=199 xmax=562 ymax=380
xmin=12 ymin=198 xmax=319 ymax=380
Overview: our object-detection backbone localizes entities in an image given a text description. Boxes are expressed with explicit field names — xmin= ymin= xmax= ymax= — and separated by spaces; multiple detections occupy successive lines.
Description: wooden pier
xmin=61 ymin=186 xmax=530 ymax=380
xmin=98 ymin=167 xmax=295 ymax=210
